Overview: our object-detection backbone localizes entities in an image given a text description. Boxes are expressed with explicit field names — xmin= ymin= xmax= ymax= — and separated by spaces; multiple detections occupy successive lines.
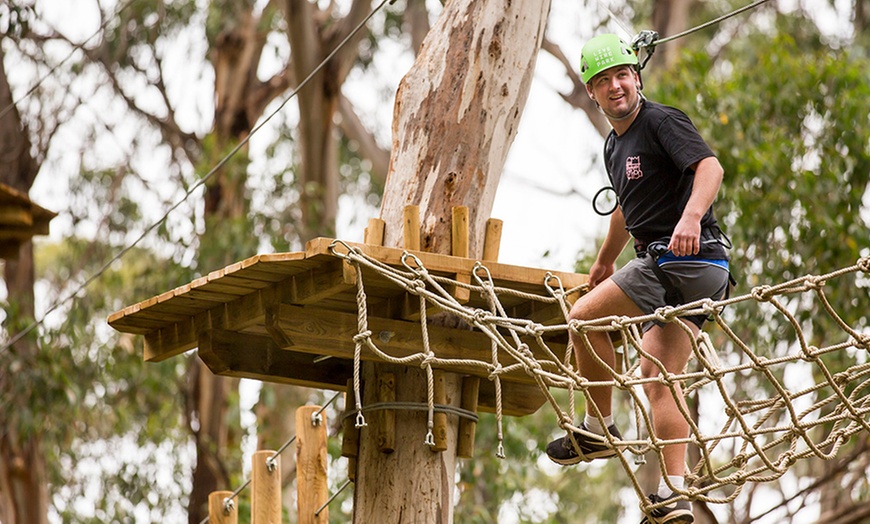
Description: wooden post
xmin=296 ymin=406 xmax=328 ymax=524
xmin=341 ymin=379 xmax=360 ymax=482
xmin=403 ymin=205 xmax=421 ymax=251
xmin=364 ymin=217 xmax=386 ymax=246
xmin=252 ymin=450 xmax=281 ymax=524
xmin=457 ymin=376 xmax=481 ymax=458
xmin=431 ymin=370 xmax=448 ymax=452
xmin=482 ymin=218 xmax=503 ymax=262
xmin=208 ymin=491 xmax=238 ymax=524
xmin=451 ymin=206 xmax=471 ymax=303
xmin=377 ymin=372 xmax=396 ymax=453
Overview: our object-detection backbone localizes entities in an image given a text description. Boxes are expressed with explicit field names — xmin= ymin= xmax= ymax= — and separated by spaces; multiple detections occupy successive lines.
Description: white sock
xmin=658 ymin=476 xmax=685 ymax=498
xmin=583 ymin=414 xmax=613 ymax=435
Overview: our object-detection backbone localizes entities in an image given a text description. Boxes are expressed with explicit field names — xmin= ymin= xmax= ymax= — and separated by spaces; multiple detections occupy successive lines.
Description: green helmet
xmin=580 ymin=34 xmax=638 ymax=84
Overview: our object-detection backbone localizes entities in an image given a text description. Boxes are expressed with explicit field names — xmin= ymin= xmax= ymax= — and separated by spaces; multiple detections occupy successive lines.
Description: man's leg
xmin=640 ymin=320 xmax=700 ymax=481
xmin=569 ymin=279 xmax=643 ymax=419
xmin=546 ymin=279 xmax=643 ymax=465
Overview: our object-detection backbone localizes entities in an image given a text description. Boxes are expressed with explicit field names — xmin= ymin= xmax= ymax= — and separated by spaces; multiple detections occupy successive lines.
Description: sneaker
xmin=639 ymin=492 xmax=694 ymax=524
xmin=545 ymin=423 xmax=622 ymax=465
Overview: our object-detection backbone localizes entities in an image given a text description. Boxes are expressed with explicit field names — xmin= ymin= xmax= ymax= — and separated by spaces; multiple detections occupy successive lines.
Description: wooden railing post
xmin=297 ymin=405 xmax=328 ymax=524
xmin=252 ymin=450 xmax=281 ymax=523
xmin=208 ymin=490 xmax=238 ymax=524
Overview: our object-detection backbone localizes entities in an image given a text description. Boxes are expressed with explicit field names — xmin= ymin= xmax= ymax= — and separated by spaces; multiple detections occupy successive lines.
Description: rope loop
xmin=473 ymin=261 xmax=494 ymax=288
xmin=401 ymin=251 xmax=427 ymax=276
xmin=544 ymin=272 xmax=564 ymax=298
xmin=328 ymin=239 xmax=358 ymax=259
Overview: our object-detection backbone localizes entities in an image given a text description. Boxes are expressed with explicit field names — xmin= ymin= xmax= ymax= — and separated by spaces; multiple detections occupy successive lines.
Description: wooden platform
xmin=0 ymin=182 xmax=57 ymax=258
xmin=108 ymin=237 xmax=588 ymax=416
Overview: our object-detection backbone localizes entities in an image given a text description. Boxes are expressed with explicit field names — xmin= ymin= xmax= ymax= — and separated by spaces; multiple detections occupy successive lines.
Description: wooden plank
xmin=264 ymin=303 xmax=566 ymax=387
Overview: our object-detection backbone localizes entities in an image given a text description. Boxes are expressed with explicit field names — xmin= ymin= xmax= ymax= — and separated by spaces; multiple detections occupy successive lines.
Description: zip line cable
xmin=0 ymin=0 xmax=394 ymax=354
xmin=654 ymin=0 xmax=773 ymax=46
xmin=0 ymin=0 xmax=138 ymax=122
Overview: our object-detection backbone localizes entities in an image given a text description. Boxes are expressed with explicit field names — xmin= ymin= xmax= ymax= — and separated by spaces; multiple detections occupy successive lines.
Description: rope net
xmin=329 ymin=240 xmax=870 ymax=509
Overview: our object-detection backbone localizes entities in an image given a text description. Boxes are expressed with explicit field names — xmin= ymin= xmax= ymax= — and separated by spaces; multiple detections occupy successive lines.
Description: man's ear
xmin=586 ymin=85 xmax=595 ymax=101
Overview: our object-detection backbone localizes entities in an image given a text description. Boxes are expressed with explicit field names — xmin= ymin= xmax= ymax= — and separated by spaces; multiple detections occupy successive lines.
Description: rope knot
xmin=800 ymin=346 xmax=820 ymax=362
xmin=488 ymin=364 xmax=504 ymax=381
xmin=751 ymin=285 xmax=775 ymax=302
xmin=857 ymin=256 xmax=870 ymax=273
xmin=654 ymin=306 xmax=678 ymax=322
xmin=353 ymin=330 xmax=372 ymax=344
xmin=804 ymin=275 xmax=825 ymax=290
xmin=472 ymin=309 xmax=490 ymax=325
xmin=420 ymin=353 xmax=436 ymax=368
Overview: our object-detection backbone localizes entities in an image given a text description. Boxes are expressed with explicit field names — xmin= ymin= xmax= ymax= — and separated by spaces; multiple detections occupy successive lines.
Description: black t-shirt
xmin=604 ymin=100 xmax=726 ymax=258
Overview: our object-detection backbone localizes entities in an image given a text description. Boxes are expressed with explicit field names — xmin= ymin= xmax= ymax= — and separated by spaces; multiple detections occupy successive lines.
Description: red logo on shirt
xmin=625 ymin=156 xmax=643 ymax=180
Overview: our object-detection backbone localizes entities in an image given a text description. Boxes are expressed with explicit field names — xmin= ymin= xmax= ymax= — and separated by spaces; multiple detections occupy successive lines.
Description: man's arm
xmin=589 ymin=207 xmax=632 ymax=288
xmin=668 ymin=156 xmax=724 ymax=256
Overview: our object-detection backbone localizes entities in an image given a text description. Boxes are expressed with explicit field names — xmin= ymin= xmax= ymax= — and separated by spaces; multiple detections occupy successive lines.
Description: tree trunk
xmin=379 ymin=0 xmax=550 ymax=256
xmin=0 ymin=44 xmax=50 ymax=524
xmin=354 ymin=1 xmax=550 ymax=521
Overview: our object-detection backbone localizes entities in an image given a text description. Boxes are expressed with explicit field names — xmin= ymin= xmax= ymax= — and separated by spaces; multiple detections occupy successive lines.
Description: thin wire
xmin=593 ymin=0 xmax=636 ymax=39
xmin=1 ymin=0 xmax=393 ymax=355
xmin=0 ymin=0 xmax=138 ymax=122
xmin=654 ymin=0 xmax=773 ymax=46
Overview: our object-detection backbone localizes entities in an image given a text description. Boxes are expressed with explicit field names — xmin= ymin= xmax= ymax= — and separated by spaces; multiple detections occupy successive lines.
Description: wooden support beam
xmin=252 ymin=450 xmax=282 ymax=524
xmin=208 ymin=491 xmax=238 ymax=524
xmin=364 ymin=218 xmax=386 ymax=246
xmin=296 ymin=406 xmax=328 ymax=524
xmin=457 ymin=376 xmax=480 ymax=458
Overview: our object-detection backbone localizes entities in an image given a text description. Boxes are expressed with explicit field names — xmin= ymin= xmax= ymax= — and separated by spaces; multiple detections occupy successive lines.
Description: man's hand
xmin=668 ymin=215 xmax=702 ymax=256
xmin=588 ymin=260 xmax=615 ymax=288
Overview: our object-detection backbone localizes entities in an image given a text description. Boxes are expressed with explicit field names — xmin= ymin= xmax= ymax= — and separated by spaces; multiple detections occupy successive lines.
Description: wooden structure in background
xmin=0 ymin=182 xmax=56 ymax=259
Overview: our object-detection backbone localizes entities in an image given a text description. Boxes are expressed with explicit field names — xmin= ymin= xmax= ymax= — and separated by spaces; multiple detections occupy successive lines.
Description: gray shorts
xmin=611 ymin=257 xmax=730 ymax=332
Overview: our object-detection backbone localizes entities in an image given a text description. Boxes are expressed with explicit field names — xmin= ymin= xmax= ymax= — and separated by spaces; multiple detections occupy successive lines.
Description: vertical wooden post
xmin=431 ymin=370 xmax=449 ymax=452
xmin=208 ymin=491 xmax=238 ymax=524
xmin=482 ymin=218 xmax=503 ymax=262
xmin=451 ymin=206 xmax=469 ymax=258
xmin=252 ymin=450 xmax=281 ymax=524
xmin=451 ymin=206 xmax=471 ymax=303
xmin=364 ymin=217 xmax=386 ymax=246
xmin=341 ymin=379 xmax=360 ymax=482
xmin=297 ymin=406 xmax=328 ymax=524
xmin=403 ymin=205 xmax=421 ymax=251
xmin=457 ymin=376 xmax=481 ymax=458
xmin=377 ymin=372 xmax=396 ymax=453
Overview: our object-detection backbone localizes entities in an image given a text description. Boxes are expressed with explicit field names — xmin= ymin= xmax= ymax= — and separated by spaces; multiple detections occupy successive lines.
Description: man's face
xmin=585 ymin=65 xmax=640 ymax=120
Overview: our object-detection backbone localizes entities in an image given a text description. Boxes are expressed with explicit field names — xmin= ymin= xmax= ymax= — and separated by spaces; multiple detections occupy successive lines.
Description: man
xmin=545 ymin=34 xmax=732 ymax=524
